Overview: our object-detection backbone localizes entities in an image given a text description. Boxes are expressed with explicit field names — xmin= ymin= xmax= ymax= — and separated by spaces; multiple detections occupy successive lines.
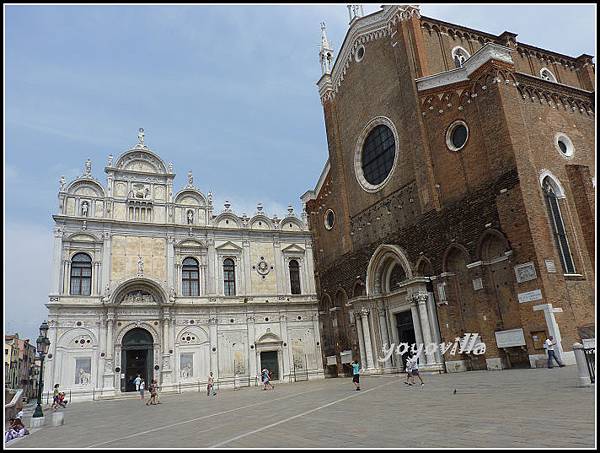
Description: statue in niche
xmin=187 ymin=210 xmax=194 ymax=224
xmin=137 ymin=256 xmax=144 ymax=275
xmin=169 ymin=286 xmax=176 ymax=302
xmin=81 ymin=201 xmax=89 ymax=217
xmin=144 ymin=187 xmax=151 ymax=199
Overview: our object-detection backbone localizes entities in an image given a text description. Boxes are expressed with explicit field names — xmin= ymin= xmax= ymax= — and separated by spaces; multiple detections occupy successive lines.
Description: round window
xmin=361 ymin=125 xmax=396 ymax=186
xmin=554 ymin=133 xmax=574 ymax=158
xmin=324 ymin=209 xmax=335 ymax=230
xmin=355 ymin=45 xmax=365 ymax=62
xmin=446 ymin=121 xmax=469 ymax=151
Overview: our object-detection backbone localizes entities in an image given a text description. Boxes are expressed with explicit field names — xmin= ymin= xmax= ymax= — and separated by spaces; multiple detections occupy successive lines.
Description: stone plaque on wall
xmin=472 ymin=278 xmax=483 ymax=291
xmin=518 ymin=289 xmax=543 ymax=304
xmin=495 ymin=328 xmax=526 ymax=348
xmin=514 ymin=262 xmax=537 ymax=283
xmin=545 ymin=259 xmax=557 ymax=273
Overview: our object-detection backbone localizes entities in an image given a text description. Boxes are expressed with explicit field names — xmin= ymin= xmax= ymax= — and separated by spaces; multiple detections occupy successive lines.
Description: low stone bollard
xmin=29 ymin=416 xmax=45 ymax=429
xmin=50 ymin=411 xmax=65 ymax=426
xmin=573 ymin=343 xmax=592 ymax=387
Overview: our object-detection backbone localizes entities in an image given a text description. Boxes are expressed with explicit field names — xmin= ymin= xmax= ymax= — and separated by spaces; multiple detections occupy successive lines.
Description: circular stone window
xmin=446 ymin=120 xmax=469 ymax=151
xmin=554 ymin=133 xmax=574 ymax=158
xmin=355 ymin=45 xmax=365 ymax=62
xmin=354 ymin=117 xmax=399 ymax=192
xmin=324 ymin=209 xmax=335 ymax=230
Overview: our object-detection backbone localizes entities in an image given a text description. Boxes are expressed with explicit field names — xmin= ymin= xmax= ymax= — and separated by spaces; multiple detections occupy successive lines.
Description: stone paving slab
xmin=6 ymin=366 xmax=595 ymax=449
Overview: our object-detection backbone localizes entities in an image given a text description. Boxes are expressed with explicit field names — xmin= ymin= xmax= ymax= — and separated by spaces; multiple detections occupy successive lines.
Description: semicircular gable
xmin=215 ymin=213 xmax=241 ymax=229
xmin=66 ymin=232 xmax=101 ymax=243
xmin=114 ymin=149 xmax=168 ymax=174
xmin=174 ymin=189 xmax=207 ymax=206
xmin=176 ymin=325 xmax=209 ymax=344
xmin=279 ymin=216 xmax=304 ymax=231
xmin=249 ymin=215 xmax=273 ymax=230
xmin=67 ymin=179 xmax=106 ymax=198
xmin=57 ymin=328 xmax=98 ymax=348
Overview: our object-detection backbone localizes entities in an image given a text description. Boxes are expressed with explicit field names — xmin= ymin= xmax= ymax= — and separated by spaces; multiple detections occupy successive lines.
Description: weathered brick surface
xmin=307 ymin=12 xmax=595 ymax=372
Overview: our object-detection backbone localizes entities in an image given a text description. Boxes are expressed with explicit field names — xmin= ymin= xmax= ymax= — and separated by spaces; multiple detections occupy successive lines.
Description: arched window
xmin=289 ymin=260 xmax=301 ymax=294
xmin=540 ymin=68 xmax=557 ymax=82
xmin=70 ymin=253 xmax=92 ymax=295
xmin=182 ymin=257 xmax=200 ymax=296
xmin=542 ymin=177 xmax=576 ymax=274
xmin=223 ymin=258 xmax=236 ymax=296
xmin=452 ymin=46 xmax=470 ymax=68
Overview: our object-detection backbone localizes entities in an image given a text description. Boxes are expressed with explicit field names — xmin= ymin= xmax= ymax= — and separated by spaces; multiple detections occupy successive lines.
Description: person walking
xmin=351 ymin=359 xmax=361 ymax=391
xmin=404 ymin=356 xmax=414 ymax=386
xmin=51 ymin=384 xmax=60 ymax=410
xmin=261 ymin=368 xmax=274 ymax=390
xmin=409 ymin=355 xmax=424 ymax=386
xmin=139 ymin=378 xmax=146 ymax=401
xmin=134 ymin=374 xmax=142 ymax=392
xmin=545 ymin=336 xmax=565 ymax=368
xmin=207 ymin=372 xmax=216 ymax=397
xmin=146 ymin=379 xmax=158 ymax=405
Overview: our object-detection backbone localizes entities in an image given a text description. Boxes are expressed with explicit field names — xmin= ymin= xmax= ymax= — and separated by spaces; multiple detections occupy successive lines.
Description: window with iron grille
xmin=70 ymin=253 xmax=92 ymax=295
xmin=361 ymin=125 xmax=396 ymax=186
xmin=182 ymin=257 xmax=200 ymax=296
xmin=289 ymin=260 xmax=301 ymax=294
xmin=543 ymin=178 xmax=576 ymax=274
xmin=223 ymin=258 xmax=236 ymax=296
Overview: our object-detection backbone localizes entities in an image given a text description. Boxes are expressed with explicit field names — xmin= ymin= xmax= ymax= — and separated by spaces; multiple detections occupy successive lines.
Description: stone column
xmin=572 ymin=343 xmax=592 ymax=387
xmin=279 ymin=314 xmax=291 ymax=379
xmin=161 ymin=309 xmax=172 ymax=385
xmin=247 ymin=315 xmax=257 ymax=379
xmin=355 ymin=311 xmax=367 ymax=370
xmin=426 ymin=290 xmax=442 ymax=363
xmin=415 ymin=292 xmax=435 ymax=365
xmin=273 ymin=238 xmax=284 ymax=294
xmin=410 ymin=301 xmax=425 ymax=364
xmin=209 ymin=316 xmax=218 ymax=378
xmin=103 ymin=311 xmax=115 ymax=391
xmin=386 ymin=308 xmax=399 ymax=369
xmin=311 ymin=312 xmax=321 ymax=371
xmin=101 ymin=232 xmax=111 ymax=294
xmin=96 ymin=315 xmax=106 ymax=391
xmin=305 ymin=242 xmax=316 ymax=294
xmin=243 ymin=239 xmax=252 ymax=295
xmin=49 ymin=227 xmax=63 ymax=295
xmin=62 ymin=259 xmax=71 ymax=294
xmin=92 ymin=261 xmax=101 ymax=295
xmin=360 ymin=308 xmax=375 ymax=369
xmin=207 ymin=238 xmax=216 ymax=295
xmin=167 ymin=236 xmax=175 ymax=290
xmin=377 ymin=306 xmax=392 ymax=370
xmin=45 ymin=319 xmax=59 ymax=393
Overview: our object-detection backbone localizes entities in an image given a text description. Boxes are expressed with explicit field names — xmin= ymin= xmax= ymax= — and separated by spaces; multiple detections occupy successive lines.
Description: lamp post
xmin=32 ymin=321 xmax=50 ymax=419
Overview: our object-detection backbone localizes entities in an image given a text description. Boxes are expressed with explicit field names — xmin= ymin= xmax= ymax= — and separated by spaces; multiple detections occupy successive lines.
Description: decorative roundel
xmin=446 ymin=120 xmax=469 ymax=151
xmin=354 ymin=117 xmax=399 ymax=193
xmin=554 ymin=133 xmax=574 ymax=158
xmin=324 ymin=209 xmax=335 ymax=230
xmin=253 ymin=259 xmax=271 ymax=277
xmin=355 ymin=45 xmax=365 ymax=62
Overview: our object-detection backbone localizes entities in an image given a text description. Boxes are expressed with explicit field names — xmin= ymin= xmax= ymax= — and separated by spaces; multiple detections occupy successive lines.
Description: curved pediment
xmin=67 ymin=178 xmax=106 ymax=198
xmin=214 ymin=213 xmax=241 ymax=229
xmin=249 ymin=214 xmax=273 ymax=230
xmin=66 ymin=232 xmax=101 ymax=243
xmin=174 ymin=189 xmax=207 ymax=206
xmin=278 ymin=216 xmax=304 ymax=231
xmin=256 ymin=332 xmax=283 ymax=344
xmin=114 ymin=148 xmax=168 ymax=175
xmin=110 ymin=277 xmax=169 ymax=306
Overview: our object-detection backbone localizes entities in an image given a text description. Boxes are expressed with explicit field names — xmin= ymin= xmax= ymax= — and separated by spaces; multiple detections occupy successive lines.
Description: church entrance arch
xmin=121 ymin=328 xmax=154 ymax=392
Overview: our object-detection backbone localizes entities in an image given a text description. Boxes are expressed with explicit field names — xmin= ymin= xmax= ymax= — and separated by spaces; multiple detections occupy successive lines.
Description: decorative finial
xmin=59 ymin=176 xmax=66 ymax=191
xmin=257 ymin=202 xmax=263 ymax=213
xmin=84 ymin=159 xmax=92 ymax=176
xmin=207 ymin=191 xmax=213 ymax=205
xmin=319 ymin=22 xmax=334 ymax=75
xmin=167 ymin=162 xmax=173 ymax=173
xmin=137 ymin=128 xmax=145 ymax=146
xmin=187 ymin=170 xmax=193 ymax=187
xmin=347 ymin=4 xmax=364 ymax=23
xmin=224 ymin=200 xmax=231 ymax=211
xmin=287 ymin=204 xmax=294 ymax=216
xmin=107 ymin=154 xmax=113 ymax=167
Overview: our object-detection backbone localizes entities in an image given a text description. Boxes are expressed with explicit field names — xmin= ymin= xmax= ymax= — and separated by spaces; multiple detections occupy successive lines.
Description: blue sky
xmin=4 ymin=4 xmax=596 ymax=341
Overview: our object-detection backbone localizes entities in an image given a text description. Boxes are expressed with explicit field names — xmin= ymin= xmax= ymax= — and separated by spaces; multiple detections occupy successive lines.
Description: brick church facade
xmin=302 ymin=5 xmax=595 ymax=375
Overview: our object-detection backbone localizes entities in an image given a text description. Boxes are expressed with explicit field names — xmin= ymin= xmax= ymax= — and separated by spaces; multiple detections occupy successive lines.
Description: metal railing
xmin=583 ymin=346 xmax=595 ymax=384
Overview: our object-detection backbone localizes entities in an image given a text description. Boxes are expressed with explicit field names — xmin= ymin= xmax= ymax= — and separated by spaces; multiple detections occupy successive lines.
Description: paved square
xmin=8 ymin=366 xmax=595 ymax=448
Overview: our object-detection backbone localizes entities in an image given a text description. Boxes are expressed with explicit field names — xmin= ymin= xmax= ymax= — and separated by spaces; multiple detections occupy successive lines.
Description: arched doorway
xmin=121 ymin=328 xmax=154 ymax=392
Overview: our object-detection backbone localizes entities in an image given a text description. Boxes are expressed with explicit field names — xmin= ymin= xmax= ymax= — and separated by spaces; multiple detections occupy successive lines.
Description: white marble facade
xmin=45 ymin=133 xmax=324 ymax=400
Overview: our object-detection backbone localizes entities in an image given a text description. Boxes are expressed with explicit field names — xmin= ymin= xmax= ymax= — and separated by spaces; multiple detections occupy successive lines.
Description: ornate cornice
xmin=317 ymin=5 xmax=420 ymax=104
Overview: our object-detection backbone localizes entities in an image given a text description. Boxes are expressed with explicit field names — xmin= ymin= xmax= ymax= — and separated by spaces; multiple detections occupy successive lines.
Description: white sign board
xmin=495 ymin=328 xmax=526 ymax=348
xmin=582 ymin=338 xmax=595 ymax=349
xmin=545 ymin=259 xmax=557 ymax=273
xmin=326 ymin=355 xmax=337 ymax=366
xmin=518 ymin=289 xmax=543 ymax=303
xmin=340 ymin=350 xmax=353 ymax=364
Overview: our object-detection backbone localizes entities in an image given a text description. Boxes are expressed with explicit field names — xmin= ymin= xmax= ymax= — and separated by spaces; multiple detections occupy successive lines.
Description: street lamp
xmin=32 ymin=321 xmax=50 ymax=418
